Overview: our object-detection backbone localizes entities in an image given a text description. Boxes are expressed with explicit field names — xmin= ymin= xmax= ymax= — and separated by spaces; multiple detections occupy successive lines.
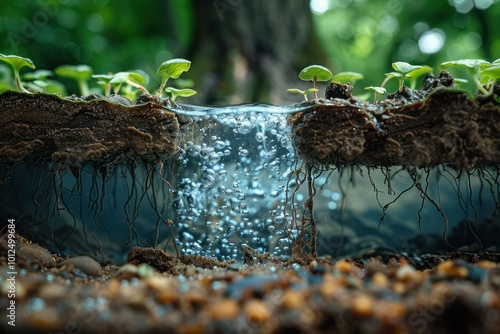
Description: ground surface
xmin=1 ymin=233 xmax=500 ymax=334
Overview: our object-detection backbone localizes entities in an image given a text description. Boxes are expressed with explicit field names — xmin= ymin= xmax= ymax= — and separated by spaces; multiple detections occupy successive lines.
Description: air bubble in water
xmin=208 ymin=152 xmax=221 ymax=166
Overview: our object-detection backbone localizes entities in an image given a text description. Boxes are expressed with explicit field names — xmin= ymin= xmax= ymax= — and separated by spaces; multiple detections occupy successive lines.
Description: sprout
xmin=22 ymin=69 xmax=53 ymax=81
xmin=287 ymin=88 xmax=318 ymax=101
xmin=164 ymin=87 xmax=197 ymax=101
xmin=92 ymin=74 xmax=113 ymax=96
xmin=479 ymin=64 xmax=500 ymax=94
xmin=156 ymin=58 xmax=191 ymax=97
xmin=441 ymin=59 xmax=491 ymax=95
xmin=298 ymin=65 xmax=333 ymax=99
xmin=110 ymin=71 xmax=148 ymax=95
xmin=405 ymin=65 xmax=433 ymax=89
xmin=31 ymin=79 xmax=67 ymax=95
xmin=331 ymin=71 xmax=364 ymax=85
xmin=365 ymin=86 xmax=387 ymax=102
xmin=55 ymin=64 xmax=93 ymax=96
xmin=380 ymin=71 xmax=403 ymax=91
xmin=0 ymin=54 xmax=36 ymax=93
xmin=392 ymin=61 xmax=428 ymax=91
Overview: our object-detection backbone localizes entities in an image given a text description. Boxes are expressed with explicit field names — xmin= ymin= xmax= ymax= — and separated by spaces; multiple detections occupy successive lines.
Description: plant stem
xmin=15 ymin=74 xmax=29 ymax=93
xmin=78 ymin=80 xmax=89 ymax=96
xmin=156 ymin=79 xmax=168 ymax=97
xmin=470 ymin=69 xmax=490 ymax=95
xmin=313 ymin=75 xmax=318 ymax=99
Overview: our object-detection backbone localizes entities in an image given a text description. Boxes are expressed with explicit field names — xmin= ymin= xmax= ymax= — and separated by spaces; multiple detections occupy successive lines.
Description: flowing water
xmin=1 ymin=103 xmax=498 ymax=262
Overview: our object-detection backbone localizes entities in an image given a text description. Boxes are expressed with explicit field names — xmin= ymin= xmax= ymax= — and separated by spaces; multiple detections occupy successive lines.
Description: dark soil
xmin=0 ymin=91 xmax=193 ymax=170
xmin=289 ymin=71 xmax=500 ymax=170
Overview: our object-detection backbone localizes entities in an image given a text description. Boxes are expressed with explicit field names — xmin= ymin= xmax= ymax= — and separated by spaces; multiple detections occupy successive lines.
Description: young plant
xmin=164 ymin=87 xmax=197 ymax=101
xmin=92 ymin=74 xmax=113 ymax=96
xmin=331 ymin=71 xmax=364 ymax=85
xmin=55 ymin=64 xmax=93 ymax=96
xmin=156 ymin=58 xmax=191 ymax=97
xmin=0 ymin=54 xmax=36 ymax=93
xmin=441 ymin=59 xmax=490 ymax=95
xmin=479 ymin=62 xmax=500 ymax=95
xmin=297 ymin=65 xmax=333 ymax=99
xmin=405 ymin=65 xmax=433 ymax=89
xmin=365 ymin=86 xmax=387 ymax=103
xmin=22 ymin=69 xmax=66 ymax=95
xmin=110 ymin=71 xmax=148 ymax=95
xmin=392 ymin=62 xmax=430 ymax=91
xmin=286 ymin=88 xmax=318 ymax=101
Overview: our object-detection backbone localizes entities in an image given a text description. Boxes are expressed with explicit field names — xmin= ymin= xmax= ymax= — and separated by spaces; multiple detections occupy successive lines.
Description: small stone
xmin=58 ymin=256 xmax=103 ymax=277
xmin=37 ymin=283 xmax=68 ymax=301
xmin=371 ymin=272 xmax=389 ymax=289
xmin=396 ymin=264 xmax=423 ymax=283
xmin=244 ymin=299 xmax=270 ymax=324
xmin=145 ymin=274 xmax=174 ymax=292
xmin=281 ymin=290 xmax=304 ymax=310
xmin=334 ymin=259 xmax=352 ymax=274
xmin=351 ymin=294 xmax=374 ymax=318
xmin=114 ymin=263 xmax=139 ymax=280
xmin=476 ymin=260 xmax=497 ymax=269
xmin=209 ymin=298 xmax=240 ymax=320
xmin=17 ymin=243 xmax=55 ymax=268
xmin=436 ymin=260 xmax=468 ymax=279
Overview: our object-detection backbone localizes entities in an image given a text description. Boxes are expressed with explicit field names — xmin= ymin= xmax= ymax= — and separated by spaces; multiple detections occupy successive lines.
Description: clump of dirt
xmin=0 ymin=91 xmax=193 ymax=169
xmin=289 ymin=71 xmax=500 ymax=170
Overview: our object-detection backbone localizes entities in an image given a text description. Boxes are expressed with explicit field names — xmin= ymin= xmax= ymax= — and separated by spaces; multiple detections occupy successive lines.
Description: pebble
xmin=244 ymin=299 xmax=270 ymax=324
xmin=37 ymin=283 xmax=68 ymax=301
xmin=435 ymin=260 xmax=468 ymax=279
xmin=114 ymin=263 xmax=139 ymax=280
xmin=17 ymin=243 xmax=55 ymax=268
xmin=371 ymin=272 xmax=390 ymax=289
xmin=281 ymin=289 xmax=304 ymax=310
xmin=351 ymin=294 xmax=375 ymax=318
xmin=209 ymin=298 xmax=240 ymax=320
xmin=58 ymin=256 xmax=103 ymax=277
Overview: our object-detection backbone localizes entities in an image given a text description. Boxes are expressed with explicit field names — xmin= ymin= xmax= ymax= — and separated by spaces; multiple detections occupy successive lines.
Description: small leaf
xmin=331 ymin=71 xmax=364 ymax=84
xmin=157 ymin=58 xmax=191 ymax=81
xmin=441 ymin=59 xmax=490 ymax=71
xmin=165 ymin=87 xmax=197 ymax=97
xmin=55 ymin=64 xmax=93 ymax=80
xmin=365 ymin=86 xmax=387 ymax=94
xmin=385 ymin=72 xmax=403 ymax=79
xmin=480 ymin=64 xmax=500 ymax=81
xmin=23 ymin=69 xmax=53 ymax=81
xmin=299 ymin=65 xmax=333 ymax=82
xmin=0 ymin=54 xmax=36 ymax=73
xmin=392 ymin=61 xmax=422 ymax=75
xmin=406 ymin=66 xmax=433 ymax=79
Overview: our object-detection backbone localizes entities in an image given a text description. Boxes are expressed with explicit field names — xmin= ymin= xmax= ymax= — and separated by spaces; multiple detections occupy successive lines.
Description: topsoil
xmin=288 ymin=71 xmax=500 ymax=170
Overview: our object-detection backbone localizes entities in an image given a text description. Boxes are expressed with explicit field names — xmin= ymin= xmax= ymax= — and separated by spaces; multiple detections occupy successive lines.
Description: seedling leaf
xmin=55 ymin=64 xmax=93 ymax=96
xmin=392 ymin=61 xmax=422 ymax=75
xmin=299 ymin=65 xmax=333 ymax=82
xmin=165 ymin=87 xmax=197 ymax=101
xmin=0 ymin=54 xmax=36 ymax=93
xmin=331 ymin=71 xmax=364 ymax=84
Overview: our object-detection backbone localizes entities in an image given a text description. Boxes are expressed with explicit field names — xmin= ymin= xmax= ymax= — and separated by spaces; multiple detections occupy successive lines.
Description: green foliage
xmin=297 ymin=65 xmax=333 ymax=99
xmin=110 ymin=71 xmax=148 ymax=97
xmin=365 ymin=86 xmax=387 ymax=102
xmin=441 ymin=59 xmax=496 ymax=96
xmin=92 ymin=74 xmax=113 ymax=97
xmin=331 ymin=72 xmax=364 ymax=85
xmin=55 ymin=64 xmax=93 ymax=96
xmin=164 ymin=87 xmax=197 ymax=101
xmin=286 ymin=88 xmax=318 ymax=101
xmin=0 ymin=54 xmax=36 ymax=93
xmin=391 ymin=62 xmax=432 ymax=91
xmin=156 ymin=58 xmax=192 ymax=97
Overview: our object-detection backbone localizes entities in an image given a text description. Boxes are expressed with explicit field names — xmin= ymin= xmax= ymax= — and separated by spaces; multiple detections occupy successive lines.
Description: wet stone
xmin=58 ymin=256 xmax=103 ymax=277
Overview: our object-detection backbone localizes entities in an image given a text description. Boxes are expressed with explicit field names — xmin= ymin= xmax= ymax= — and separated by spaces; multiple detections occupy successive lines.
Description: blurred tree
xmin=187 ymin=0 xmax=328 ymax=104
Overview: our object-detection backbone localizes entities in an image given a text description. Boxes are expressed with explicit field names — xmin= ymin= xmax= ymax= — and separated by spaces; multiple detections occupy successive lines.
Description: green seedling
xmin=479 ymin=63 xmax=500 ymax=95
xmin=55 ymin=64 xmax=93 ymax=96
xmin=92 ymin=74 xmax=113 ymax=96
xmin=405 ymin=65 xmax=433 ymax=89
xmin=287 ymin=88 xmax=318 ymax=101
xmin=441 ymin=59 xmax=491 ymax=95
xmin=0 ymin=54 xmax=36 ymax=93
xmin=30 ymin=80 xmax=67 ymax=95
xmin=392 ymin=62 xmax=429 ymax=91
xmin=21 ymin=69 xmax=66 ymax=95
xmin=164 ymin=87 xmax=197 ymax=101
xmin=110 ymin=71 xmax=148 ymax=96
xmin=331 ymin=71 xmax=364 ymax=85
xmin=298 ymin=65 xmax=333 ymax=99
xmin=365 ymin=86 xmax=387 ymax=103
xmin=156 ymin=58 xmax=191 ymax=97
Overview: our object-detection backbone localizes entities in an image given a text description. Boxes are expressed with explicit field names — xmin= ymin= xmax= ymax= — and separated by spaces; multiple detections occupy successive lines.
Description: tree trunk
xmin=187 ymin=0 xmax=328 ymax=104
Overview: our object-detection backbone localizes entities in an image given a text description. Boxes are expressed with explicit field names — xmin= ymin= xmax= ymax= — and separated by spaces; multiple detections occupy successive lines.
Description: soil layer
xmin=0 ymin=91 xmax=193 ymax=169
xmin=289 ymin=73 xmax=500 ymax=170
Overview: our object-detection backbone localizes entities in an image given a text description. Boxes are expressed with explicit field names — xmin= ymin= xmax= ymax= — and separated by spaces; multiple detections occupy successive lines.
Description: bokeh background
xmin=1 ymin=0 xmax=499 ymax=104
